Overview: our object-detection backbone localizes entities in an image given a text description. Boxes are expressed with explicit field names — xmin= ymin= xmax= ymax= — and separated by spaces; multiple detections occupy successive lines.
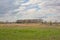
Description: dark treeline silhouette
xmin=0 ymin=19 xmax=60 ymax=25
xmin=16 ymin=19 xmax=60 ymax=25
xmin=16 ymin=19 xmax=43 ymax=23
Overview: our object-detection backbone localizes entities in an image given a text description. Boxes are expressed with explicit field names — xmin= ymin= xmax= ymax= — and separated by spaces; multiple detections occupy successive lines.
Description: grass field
xmin=0 ymin=24 xmax=60 ymax=40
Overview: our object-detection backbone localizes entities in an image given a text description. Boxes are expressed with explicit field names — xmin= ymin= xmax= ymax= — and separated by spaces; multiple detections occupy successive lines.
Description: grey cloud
xmin=0 ymin=0 xmax=60 ymax=22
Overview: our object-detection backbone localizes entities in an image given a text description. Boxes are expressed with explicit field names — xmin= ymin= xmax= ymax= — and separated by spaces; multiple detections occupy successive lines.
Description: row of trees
xmin=16 ymin=19 xmax=43 ymax=23
xmin=0 ymin=19 xmax=60 ymax=25
xmin=16 ymin=19 xmax=60 ymax=25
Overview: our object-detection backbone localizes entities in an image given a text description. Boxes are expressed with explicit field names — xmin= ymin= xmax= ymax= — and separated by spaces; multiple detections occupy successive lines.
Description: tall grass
xmin=0 ymin=28 xmax=60 ymax=40
xmin=0 ymin=24 xmax=60 ymax=40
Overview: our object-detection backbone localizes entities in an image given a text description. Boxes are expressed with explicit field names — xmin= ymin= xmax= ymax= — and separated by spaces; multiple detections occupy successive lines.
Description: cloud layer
xmin=0 ymin=0 xmax=60 ymax=22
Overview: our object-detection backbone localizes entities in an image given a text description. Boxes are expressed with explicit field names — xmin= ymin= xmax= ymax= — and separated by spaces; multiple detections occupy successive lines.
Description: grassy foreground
xmin=0 ymin=24 xmax=60 ymax=40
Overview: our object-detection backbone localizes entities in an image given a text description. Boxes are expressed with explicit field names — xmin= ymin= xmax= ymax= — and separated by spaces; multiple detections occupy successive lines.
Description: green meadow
xmin=0 ymin=24 xmax=60 ymax=40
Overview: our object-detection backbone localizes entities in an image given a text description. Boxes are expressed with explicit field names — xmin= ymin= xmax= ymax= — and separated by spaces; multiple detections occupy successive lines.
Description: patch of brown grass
xmin=0 ymin=23 xmax=60 ymax=29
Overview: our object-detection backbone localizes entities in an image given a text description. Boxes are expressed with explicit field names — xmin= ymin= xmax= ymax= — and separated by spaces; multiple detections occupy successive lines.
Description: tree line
xmin=0 ymin=19 xmax=60 ymax=25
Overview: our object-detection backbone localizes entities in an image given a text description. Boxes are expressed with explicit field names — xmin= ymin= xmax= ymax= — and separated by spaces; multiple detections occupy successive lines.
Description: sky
xmin=0 ymin=0 xmax=60 ymax=22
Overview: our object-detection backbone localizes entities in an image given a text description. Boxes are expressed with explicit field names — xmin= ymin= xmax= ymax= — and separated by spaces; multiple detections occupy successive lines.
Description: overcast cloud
xmin=0 ymin=0 xmax=60 ymax=22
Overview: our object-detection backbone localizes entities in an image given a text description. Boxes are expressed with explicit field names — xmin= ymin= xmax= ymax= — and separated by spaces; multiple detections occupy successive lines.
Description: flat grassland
xmin=0 ymin=23 xmax=60 ymax=40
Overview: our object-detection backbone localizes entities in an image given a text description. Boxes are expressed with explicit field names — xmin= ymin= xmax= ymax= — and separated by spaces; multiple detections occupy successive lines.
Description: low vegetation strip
xmin=0 ymin=28 xmax=60 ymax=40
xmin=0 ymin=24 xmax=60 ymax=40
